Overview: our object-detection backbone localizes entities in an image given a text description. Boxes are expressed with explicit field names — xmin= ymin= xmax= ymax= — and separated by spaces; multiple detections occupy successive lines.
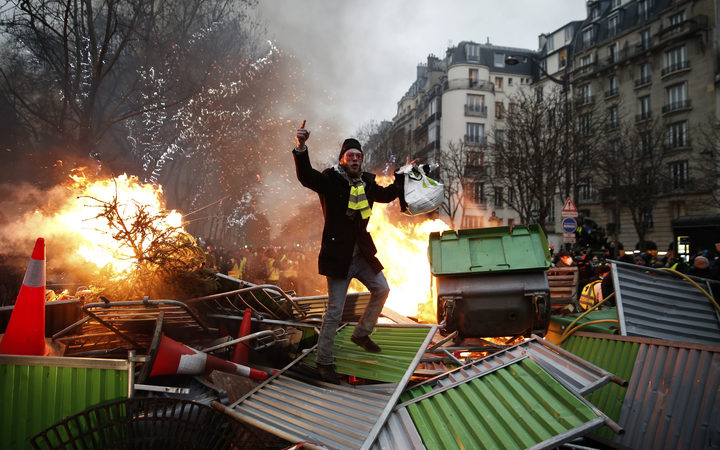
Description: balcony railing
xmin=605 ymin=87 xmax=618 ymax=98
xmin=661 ymin=60 xmax=690 ymax=77
xmin=658 ymin=15 xmax=709 ymax=43
xmin=662 ymin=99 xmax=692 ymax=114
xmin=444 ymin=78 xmax=495 ymax=92
xmin=576 ymin=95 xmax=595 ymax=106
xmin=635 ymin=111 xmax=652 ymax=122
xmin=464 ymin=135 xmax=487 ymax=146
xmin=464 ymin=104 xmax=488 ymax=117
xmin=664 ymin=138 xmax=692 ymax=151
xmin=634 ymin=76 xmax=651 ymax=87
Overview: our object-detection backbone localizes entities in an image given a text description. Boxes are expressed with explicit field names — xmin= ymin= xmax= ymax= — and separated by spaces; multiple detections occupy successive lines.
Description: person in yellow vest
xmin=292 ymin=125 xmax=403 ymax=384
xmin=579 ymin=264 xmax=612 ymax=311
xmin=266 ymin=248 xmax=280 ymax=285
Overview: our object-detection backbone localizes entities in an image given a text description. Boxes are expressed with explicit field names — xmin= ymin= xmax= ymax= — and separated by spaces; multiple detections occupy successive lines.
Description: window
xmin=494 ymin=188 xmax=503 ymax=207
xmin=508 ymin=103 xmax=516 ymax=114
xmin=495 ymin=102 xmax=504 ymax=119
xmin=608 ymin=14 xmax=619 ymax=36
xmin=428 ymin=123 xmax=438 ymax=143
xmin=666 ymin=83 xmax=687 ymax=111
xmin=638 ymin=0 xmax=651 ymax=21
xmin=608 ymin=105 xmax=619 ymax=129
xmin=582 ymin=27 xmax=594 ymax=46
xmin=643 ymin=208 xmax=654 ymax=229
xmin=559 ymin=49 xmax=567 ymax=68
xmin=640 ymin=132 xmax=652 ymax=155
xmin=466 ymin=123 xmax=485 ymax=144
xmin=664 ymin=46 xmax=687 ymax=74
xmin=546 ymin=35 xmax=554 ymax=51
xmin=607 ymin=75 xmax=618 ymax=96
xmin=565 ymin=27 xmax=574 ymax=42
xmin=611 ymin=0 xmax=621 ymax=9
xmin=667 ymin=121 xmax=688 ymax=148
xmin=638 ymin=95 xmax=651 ymax=120
xmin=669 ymin=160 xmax=688 ymax=190
xmin=590 ymin=6 xmax=600 ymax=21
xmin=670 ymin=200 xmax=686 ymax=218
xmin=609 ymin=139 xmax=621 ymax=159
xmin=495 ymin=77 xmax=503 ymax=89
xmin=637 ymin=62 xmax=650 ymax=85
xmin=494 ymin=53 xmax=505 ymax=68
xmin=469 ymin=68 xmax=479 ymax=87
xmin=466 ymin=43 xmax=480 ymax=61
xmin=669 ymin=11 xmax=686 ymax=27
xmin=580 ymin=54 xmax=593 ymax=67
xmin=579 ymin=179 xmax=593 ymax=202
xmin=429 ymin=97 xmax=438 ymax=116
xmin=578 ymin=83 xmax=593 ymax=104
xmin=472 ymin=182 xmax=486 ymax=203
xmin=639 ymin=29 xmax=651 ymax=51
xmin=466 ymin=94 xmax=485 ymax=115
xmin=508 ymin=78 xmax=513 ymax=85
xmin=495 ymin=130 xmax=504 ymax=148
xmin=467 ymin=151 xmax=483 ymax=167
xmin=608 ymin=43 xmax=618 ymax=63
xmin=580 ymin=113 xmax=593 ymax=136
xmin=535 ymin=87 xmax=543 ymax=102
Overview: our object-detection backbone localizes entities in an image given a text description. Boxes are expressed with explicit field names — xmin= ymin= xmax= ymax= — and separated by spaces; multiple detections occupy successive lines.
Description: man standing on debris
xmin=292 ymin=122 xmax=402 ymax=383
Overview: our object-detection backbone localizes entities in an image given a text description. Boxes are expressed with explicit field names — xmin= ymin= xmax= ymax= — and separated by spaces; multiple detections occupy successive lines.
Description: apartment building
xmin=570 ymin=0 xmax=718 ymax=250
xmin=391 ymin=43 xmax=536 ymax=228
xmin=389 ymin=0 xmax=718 ymax=248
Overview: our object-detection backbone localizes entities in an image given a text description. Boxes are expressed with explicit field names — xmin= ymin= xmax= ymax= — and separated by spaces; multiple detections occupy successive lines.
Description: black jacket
xmin=293 ymin=148 xmax=400 ymax=278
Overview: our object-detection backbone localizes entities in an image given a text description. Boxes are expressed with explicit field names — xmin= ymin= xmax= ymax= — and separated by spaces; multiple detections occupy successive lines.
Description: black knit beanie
xmin=339 ymin=138 xmax=363 ymax=160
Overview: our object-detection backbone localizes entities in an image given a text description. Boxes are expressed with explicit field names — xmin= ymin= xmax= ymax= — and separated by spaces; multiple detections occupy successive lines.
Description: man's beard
xmin=342 ymin=163 xmax=362 ymax=178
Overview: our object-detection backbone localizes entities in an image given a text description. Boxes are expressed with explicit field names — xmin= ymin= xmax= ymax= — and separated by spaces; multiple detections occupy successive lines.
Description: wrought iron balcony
xmin=662 ymin=99 xmax=692 ymax=115
xmin=464 ymin=104 xmax=487 ymax=117
xmin=661 ymin=60 xmax=690 ymax=77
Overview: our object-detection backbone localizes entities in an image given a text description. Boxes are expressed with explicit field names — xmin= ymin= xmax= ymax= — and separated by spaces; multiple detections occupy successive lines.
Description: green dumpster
xmin=428 ymin=225 xmax=552 ymax=339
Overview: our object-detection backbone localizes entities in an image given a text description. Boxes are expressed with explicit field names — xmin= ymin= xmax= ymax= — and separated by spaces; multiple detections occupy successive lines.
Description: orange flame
xmin=347 ymin=176 xmax=450 ymax=322
xmin=56 ymin=169 xmax=184 ymax=278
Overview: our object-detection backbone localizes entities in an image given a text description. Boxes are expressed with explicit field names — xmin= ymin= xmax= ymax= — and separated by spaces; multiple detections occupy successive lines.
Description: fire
xmin=56 ymin=169 xmax=184 ymax=277
xmin=351 ymin=194 xmax=449 ymax=322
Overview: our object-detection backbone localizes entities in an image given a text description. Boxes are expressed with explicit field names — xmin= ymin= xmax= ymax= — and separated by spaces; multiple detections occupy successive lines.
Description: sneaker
xmin=316 ymin=363 xmax=341 ymax=384
xmin=350 ymin=334 xmax=381 ymax=353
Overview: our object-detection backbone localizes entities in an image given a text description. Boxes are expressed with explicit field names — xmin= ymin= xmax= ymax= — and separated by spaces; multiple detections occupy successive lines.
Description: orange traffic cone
xmin=0 ymin=238 xmax=47 ymax=356
xmin=150 ymin=334 xmax=268 ymax=380
xmin=230 ymin=308 xmax=252 ymax=365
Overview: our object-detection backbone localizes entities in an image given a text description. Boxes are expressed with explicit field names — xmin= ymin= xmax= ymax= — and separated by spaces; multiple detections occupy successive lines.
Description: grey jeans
xmin=315 ymin=253 xmax=390 ymax=365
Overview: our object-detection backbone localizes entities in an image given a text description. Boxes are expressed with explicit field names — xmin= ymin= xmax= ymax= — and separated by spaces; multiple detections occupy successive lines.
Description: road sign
xmin=561 ymin=197 xmax=578 ymax=218
xmin=563 ymin=232 xmax=576 ymax=243
xmin=562 ymin=217 xmax=577 ymax=233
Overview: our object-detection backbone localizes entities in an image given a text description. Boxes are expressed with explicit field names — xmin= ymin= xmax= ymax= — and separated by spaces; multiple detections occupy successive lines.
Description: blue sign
xmin=562 ymin=217 xmax=577 ymax=233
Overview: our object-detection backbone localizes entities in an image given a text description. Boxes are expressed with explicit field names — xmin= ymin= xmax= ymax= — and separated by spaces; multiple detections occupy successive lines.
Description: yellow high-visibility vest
xmin=579 ymin=280 xmax=603 ymax=311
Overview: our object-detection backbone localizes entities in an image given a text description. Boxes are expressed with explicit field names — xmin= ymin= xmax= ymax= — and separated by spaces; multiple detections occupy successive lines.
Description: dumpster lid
xmin=428 ymin=224 xmax=551 ymax=275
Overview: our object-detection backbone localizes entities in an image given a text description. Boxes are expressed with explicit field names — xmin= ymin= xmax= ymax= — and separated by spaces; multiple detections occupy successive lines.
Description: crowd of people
xmin=202 ymin=243 xmax=326 ymax=296
xmin=550 ymin=240 xmax=720 ymax=312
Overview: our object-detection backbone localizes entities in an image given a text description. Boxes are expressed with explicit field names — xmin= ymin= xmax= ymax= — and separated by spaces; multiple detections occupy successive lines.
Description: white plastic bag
xmin=398 ymin=164 xmax=444 ymax=215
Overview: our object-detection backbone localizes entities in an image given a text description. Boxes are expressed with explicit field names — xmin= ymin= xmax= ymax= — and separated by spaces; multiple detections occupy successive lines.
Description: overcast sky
xmin=257 ymin=0 xmax=588 ymax=138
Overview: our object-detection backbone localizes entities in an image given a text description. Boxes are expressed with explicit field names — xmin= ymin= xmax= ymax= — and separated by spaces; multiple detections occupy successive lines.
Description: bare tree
xmin=355 ymin=120 xmax=395 ymax=174
xmin=437 ymin=139 xmax=469 ymax=230
xmin=488 ymin=88 xmax=573 ymax=232
xmin=596 ymin=118 xmax=668 ymax=250
xmin=0 ymin=0 xmax=257 ymax=159
xmin=695 ymin=118 xmax=720 ymax=209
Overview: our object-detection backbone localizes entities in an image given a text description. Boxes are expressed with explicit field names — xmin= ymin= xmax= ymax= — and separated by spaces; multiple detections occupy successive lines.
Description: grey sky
xmin=257 ymin=0 xmax=588 ymax=137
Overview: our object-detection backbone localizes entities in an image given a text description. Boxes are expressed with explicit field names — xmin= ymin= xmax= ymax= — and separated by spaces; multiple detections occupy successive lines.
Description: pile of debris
xmin=1 ymin=235 xmax=719 ymax=450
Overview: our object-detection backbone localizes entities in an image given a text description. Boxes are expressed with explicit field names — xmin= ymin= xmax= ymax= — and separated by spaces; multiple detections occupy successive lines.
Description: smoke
xmin=0 ymin=182 xmax=92 ymax=281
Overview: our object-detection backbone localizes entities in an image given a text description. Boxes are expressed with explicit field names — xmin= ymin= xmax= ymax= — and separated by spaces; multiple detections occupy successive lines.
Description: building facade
xmin=570 ymin=0 xmax=718 ymax=251
xmin=389 ymin=0 xmax=718 ymax=252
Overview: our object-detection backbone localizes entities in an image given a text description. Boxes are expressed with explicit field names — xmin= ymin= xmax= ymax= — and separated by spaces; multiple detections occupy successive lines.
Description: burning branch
xmin=79 ymin=180 xmax=216 ymax=301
